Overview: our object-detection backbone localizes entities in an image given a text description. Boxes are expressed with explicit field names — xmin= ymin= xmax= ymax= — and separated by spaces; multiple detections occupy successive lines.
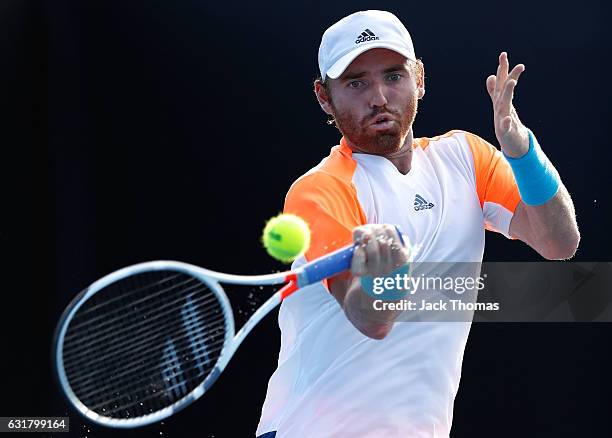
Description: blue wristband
xmin=503 ymin=130 xmax=560 ymax=206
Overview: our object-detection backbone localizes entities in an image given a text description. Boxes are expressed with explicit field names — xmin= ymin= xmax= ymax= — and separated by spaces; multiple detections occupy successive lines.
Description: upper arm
xmin=508 ymin=200 xmax=533 ymax=241
xmin=509 ymin=188 xmax=580 ymax=259
xmin=464 ymin=132 xmax=521 ymax=239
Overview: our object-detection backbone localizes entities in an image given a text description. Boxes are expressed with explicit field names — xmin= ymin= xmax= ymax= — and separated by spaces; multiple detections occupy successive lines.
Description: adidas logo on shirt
xmin=355 ymin=29 xmax=380 ymax=44
xmin=414 ymin=194 xmax=434 ymax=211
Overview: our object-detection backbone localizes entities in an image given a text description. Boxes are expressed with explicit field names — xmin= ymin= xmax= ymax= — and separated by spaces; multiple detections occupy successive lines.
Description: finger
xmin=354 ymin=228 xmax=374 ymax=272
xmin=351 ymin=245 xmax=367 ymax=276
xmin=364 ymin=235 xmax=380 ymax=276
xmin=390 ymin=241 xmax=409 ymax=271
xmin=494 ymin=78 xmax=516 ymax=119
xmin=353 ymin=227 xmax=367 ymax=244
xmin=351 ymin=227 xmax=371 ymax=275
xmin=486 ymin=75 xmax=496 ymax=99
xmin=389 ymin=225 xmax=405 ymax=251
xmin=502 ymin=79 xmax=517 ymax=107
xmin=352 ymin=227 xmax=370 ymax=275
xmin=377 ymin=225 xmax=395 ymax=274
xmin=388 ymin=227 xmax=410 ymax=269
xmin=508 ymin=64 xmax=525 ymax=83
xmin=493 ymin=52 xmax=509 ymax=99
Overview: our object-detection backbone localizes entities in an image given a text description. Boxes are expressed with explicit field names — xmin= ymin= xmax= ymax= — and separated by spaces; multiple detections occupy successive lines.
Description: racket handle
xmin=299 ymin=225 xmax=407 ymax=286
xmin=299 ymin=244 xmax=356 ymax=286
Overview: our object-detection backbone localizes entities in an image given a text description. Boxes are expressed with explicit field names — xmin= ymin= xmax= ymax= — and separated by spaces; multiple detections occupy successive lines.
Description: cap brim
xmin=325 ymin=42 xmax=416 ymax=80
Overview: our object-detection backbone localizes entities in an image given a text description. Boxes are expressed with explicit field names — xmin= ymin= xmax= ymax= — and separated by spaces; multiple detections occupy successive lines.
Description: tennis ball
xmin=262 ymin=214 xmax=311 ymax=263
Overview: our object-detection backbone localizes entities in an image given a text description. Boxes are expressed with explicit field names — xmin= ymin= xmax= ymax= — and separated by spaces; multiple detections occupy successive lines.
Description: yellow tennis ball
xmin=262 ymin=214 xmax=311 ymax=263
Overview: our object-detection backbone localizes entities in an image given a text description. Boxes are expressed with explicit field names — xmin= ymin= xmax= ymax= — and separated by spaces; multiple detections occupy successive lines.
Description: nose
xmin=368 ymin=81 xmax=388 ymax=108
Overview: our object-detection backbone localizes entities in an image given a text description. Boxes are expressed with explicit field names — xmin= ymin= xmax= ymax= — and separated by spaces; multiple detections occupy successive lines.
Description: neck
xmin=383 ymin=131 xmax=414 ymax=175
xmin=347 ymin=130 xmax=415 ymax=175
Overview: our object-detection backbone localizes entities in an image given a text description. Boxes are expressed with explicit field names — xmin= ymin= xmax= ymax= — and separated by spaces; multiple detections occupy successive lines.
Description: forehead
xmin=341 ymin=48 xmax=409 ymax=77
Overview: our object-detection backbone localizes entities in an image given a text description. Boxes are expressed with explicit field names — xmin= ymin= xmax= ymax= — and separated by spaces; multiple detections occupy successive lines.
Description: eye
xmin=348 ymin=80 xmax=364 ymax=89
xmin=387 ymin=73 xmax=402 ymax=82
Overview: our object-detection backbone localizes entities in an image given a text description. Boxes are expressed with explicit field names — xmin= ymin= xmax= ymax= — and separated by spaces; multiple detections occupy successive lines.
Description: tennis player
xmin=256 ymin=10 xmax=579 ymax=437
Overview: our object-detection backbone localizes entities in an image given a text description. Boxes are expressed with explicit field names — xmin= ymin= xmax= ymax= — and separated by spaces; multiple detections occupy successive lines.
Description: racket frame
xmin=53 ymin=240 xmax=361 ymax=428
xmin=53 ymin=261 xmax=297 ymax=428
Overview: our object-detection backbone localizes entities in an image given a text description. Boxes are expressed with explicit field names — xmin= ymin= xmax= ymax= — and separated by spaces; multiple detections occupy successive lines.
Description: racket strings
xmin=61 ymin=270 xmax=230 ymax=419
xmin=66 ymin=292 xmax=222 ymax=416
xmin=68 ymin=273 xmax=184 ymax=321
xmin=85 ymin=339 xmax=228 ymax=412
xmin=75 ymin=339 xmax=228 ymax=408
xmin=62 ymin=293 xmax=220 ymax=382
xmin=63 ymin=287 xmax=220 ymax=363
xmin=100 ymin=362 xmax=215 ymax=417
xmin=64 ymin=276 xmax=205 ymax=344
xmin=79 ymin=338 xmax=228 ymax=411
xmin=66 ymin=317 xmax=226 ymax=392
xmin=63 ymin=303 xmax=225 ymax=377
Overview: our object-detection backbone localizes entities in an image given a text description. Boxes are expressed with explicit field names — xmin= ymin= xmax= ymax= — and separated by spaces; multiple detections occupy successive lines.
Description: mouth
xmin=369 ymin=114 xmax=396 ymax=130
xmin=370 ymin=113 xmax=395 ymax=126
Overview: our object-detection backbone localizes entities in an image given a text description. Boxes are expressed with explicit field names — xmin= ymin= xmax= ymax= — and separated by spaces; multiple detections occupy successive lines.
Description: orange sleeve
xmin=464 ymin=132 xmax=521 ymax=237
xmin=284 ymin=171 xmax=367 ymax=290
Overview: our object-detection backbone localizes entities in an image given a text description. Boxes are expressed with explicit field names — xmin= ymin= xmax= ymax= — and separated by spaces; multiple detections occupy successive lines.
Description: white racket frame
xmin=54 ymin=260 xmax=306 ymax=429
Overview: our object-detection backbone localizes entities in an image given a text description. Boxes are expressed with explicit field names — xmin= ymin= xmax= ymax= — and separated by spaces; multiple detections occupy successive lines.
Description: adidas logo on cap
xmin=414 ymin=194 xmax=434 ymax=211
xmin=355 ymin=28 xmax=380 ymax=44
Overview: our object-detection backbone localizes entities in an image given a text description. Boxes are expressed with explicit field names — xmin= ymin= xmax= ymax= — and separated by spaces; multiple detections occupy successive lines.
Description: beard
xmin=331 ymin=95 xmax=418 ymax=155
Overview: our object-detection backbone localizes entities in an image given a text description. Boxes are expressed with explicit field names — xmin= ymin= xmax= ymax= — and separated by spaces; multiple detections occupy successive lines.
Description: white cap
xmin=318 ymin=10 xmax=416 ymax=81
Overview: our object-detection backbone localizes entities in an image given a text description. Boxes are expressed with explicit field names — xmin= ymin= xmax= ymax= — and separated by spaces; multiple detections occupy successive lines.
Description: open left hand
xmin=486 ymin=52 xmax=530 ymax=158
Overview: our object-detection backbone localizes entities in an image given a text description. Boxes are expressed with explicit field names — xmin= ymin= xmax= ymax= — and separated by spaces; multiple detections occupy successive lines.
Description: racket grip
xmin=298 ymin=225 xmax=407 ymax=287
xmin=299 ymin=244 xmax=356 ymax=286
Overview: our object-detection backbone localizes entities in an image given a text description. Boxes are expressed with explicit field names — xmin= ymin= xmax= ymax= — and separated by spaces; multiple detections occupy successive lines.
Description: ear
xmin=314 ymin=79 xmax=334 ymax=116
xmin=415 ymin=60 xmax=425 ymax=99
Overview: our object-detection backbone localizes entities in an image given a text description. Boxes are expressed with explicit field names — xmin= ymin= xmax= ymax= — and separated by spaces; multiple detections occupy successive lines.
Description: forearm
xmin=330 ymin=273 xmax=404 ymax=339
xmin=511 ymin=183 xmax=579 ymax=259
xmin=506 ymin=130 xmax=580 ymax=259
xmin=328 ymin=224 xmax=411 ymax=339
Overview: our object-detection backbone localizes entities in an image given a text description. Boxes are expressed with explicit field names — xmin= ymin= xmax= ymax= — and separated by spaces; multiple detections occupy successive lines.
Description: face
xmin=316 ymin=48 xmax=425 ymax=155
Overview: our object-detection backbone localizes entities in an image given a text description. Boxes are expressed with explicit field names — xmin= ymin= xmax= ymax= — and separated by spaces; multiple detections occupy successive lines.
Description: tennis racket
xmin=53 ymin=236 xmax=397 ymax=429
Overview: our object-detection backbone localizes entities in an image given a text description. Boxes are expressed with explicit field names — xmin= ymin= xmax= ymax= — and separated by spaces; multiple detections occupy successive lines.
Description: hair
xmin=313 ymin=77 xmax=336 ymax=125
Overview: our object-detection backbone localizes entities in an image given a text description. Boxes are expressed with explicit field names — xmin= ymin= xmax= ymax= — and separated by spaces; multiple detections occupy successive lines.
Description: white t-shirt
xmin=256 ymin=131 xmax=520 ymax=437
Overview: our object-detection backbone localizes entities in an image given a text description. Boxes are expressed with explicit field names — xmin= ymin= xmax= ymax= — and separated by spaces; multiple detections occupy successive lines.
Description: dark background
xmin=3 ymin=0 xmax=612 ymax=436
